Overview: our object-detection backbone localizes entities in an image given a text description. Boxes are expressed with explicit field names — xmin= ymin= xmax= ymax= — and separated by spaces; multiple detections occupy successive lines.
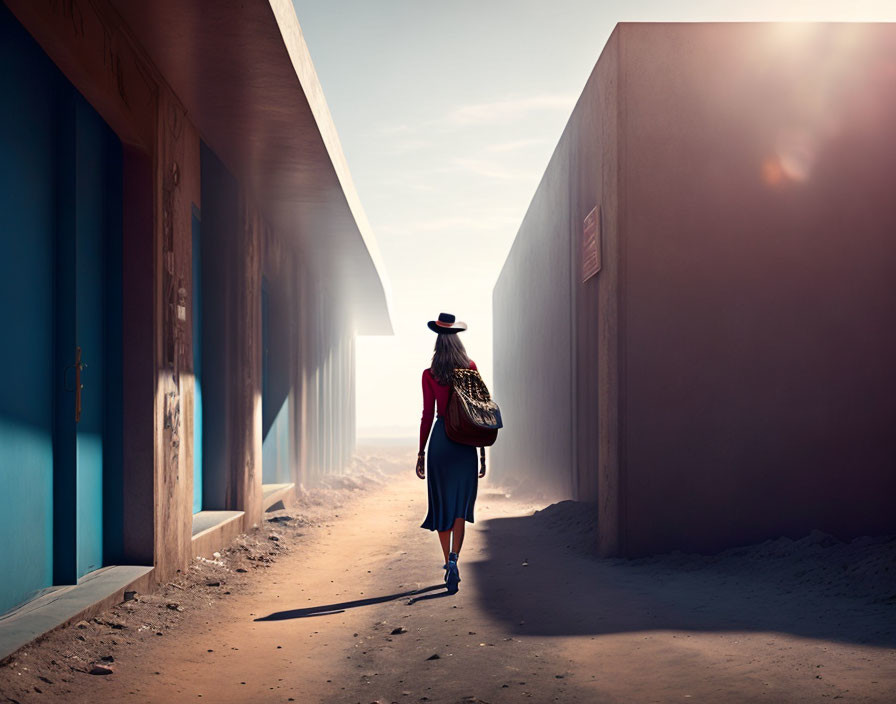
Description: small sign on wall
xmin=582 ymin=205 xmax=601 ymax=282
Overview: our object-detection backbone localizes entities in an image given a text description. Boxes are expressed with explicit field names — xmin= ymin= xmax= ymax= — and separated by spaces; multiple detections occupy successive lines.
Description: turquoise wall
xmin=0 ymin=3 xmax=59 ymax=613
xmin=263 ymin=400 xmax=292 ymax=484
xmin=199 ymin=142 xmax=238 ymax=509
xmin=0 ymin=4 xmax=123 ymax=612
xmin=192 ymin=207 xmax=203 ymax=513
xmin=262 ymin=280 xmax=292 ymax=484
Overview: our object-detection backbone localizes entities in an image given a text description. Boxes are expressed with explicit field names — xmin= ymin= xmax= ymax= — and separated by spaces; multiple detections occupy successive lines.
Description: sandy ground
xmin=1 ymin=446 xmax=895 ymax=703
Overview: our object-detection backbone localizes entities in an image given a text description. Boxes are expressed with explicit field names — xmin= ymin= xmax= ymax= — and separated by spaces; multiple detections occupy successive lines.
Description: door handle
xmin=65 ymin=347 xmax=87 ymax=423
xmin=75 ymin=346 xmax=82 ymax=423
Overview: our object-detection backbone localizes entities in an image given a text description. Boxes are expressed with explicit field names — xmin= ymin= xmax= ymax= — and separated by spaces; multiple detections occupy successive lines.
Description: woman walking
xmin=417 ymin=312 xmax=486 ymax=594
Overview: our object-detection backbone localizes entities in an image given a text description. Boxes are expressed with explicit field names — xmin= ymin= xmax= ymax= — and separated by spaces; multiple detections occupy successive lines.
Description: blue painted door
xmin=54 ymin=89 xmax=121 ymax=581
xmin=56 ymin=91 xmax=122 ymax=583
xmin=192 ymin=207 xmax=203 ymax=513
xmin=73 ymin=94 xmax=111 ymax=578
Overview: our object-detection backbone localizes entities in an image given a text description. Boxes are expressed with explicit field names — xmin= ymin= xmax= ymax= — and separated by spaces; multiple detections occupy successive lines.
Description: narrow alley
xmin=2 ymin=447 xmax=894 ymax=703
xmin=2 ymin=3 xmax=896 ymax=703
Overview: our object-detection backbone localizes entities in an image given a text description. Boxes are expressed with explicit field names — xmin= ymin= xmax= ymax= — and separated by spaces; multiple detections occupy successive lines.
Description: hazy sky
xmin=290 ymin=0 xmax=896 ymax=438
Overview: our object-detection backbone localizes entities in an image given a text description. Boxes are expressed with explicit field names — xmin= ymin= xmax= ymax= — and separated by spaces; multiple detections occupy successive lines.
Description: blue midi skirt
xmin=421 ymin=417 xmax=478 ymax=531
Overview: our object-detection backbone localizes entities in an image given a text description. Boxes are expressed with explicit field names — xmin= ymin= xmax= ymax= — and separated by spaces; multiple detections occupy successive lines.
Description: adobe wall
xmin=618 ymin=23 xmax=896 ymax=555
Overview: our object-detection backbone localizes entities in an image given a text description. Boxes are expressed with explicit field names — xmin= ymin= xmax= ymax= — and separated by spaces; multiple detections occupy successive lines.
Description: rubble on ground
xmin=0 ymin=452 xmax=397 ymax=700
xmin=532 ymin=498 xmax=896 ymax=603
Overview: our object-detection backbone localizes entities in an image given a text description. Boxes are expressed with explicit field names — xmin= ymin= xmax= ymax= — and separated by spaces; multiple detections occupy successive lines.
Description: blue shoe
xmin=446 ymin=553 xmax=460 ymax=594
xmin=441 ymin=552 xmax=459 ymax=572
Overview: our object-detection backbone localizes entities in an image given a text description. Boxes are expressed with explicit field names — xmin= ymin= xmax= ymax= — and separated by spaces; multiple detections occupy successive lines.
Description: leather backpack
xmin=444 ymin=368 xmax=503 ymax=447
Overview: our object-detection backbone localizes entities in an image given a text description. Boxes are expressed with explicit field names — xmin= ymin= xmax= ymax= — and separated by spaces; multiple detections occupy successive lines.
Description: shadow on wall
xmin=468 ymin=504 xmax=896 ymax=648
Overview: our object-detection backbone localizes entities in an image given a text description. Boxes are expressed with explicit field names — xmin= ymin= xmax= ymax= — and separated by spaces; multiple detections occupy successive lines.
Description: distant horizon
xmin=357 ymin=426 xmax=417 ymax=440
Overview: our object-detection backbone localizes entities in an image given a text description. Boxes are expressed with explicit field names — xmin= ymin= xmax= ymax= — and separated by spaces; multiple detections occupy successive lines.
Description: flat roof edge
xmin=268 ymin=0 xmax=393 ymax=336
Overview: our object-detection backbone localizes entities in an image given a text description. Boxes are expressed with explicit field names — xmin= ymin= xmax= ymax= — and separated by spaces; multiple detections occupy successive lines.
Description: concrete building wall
xmin=494 ymin=23 xmax=896 ymax=557
xmin=0 ymin=0 xmax=388 ymax=617
xmin=569 ymin=32 xmax=621 ymax=520
xmin=619 ymin=23 xmax=896 ymax=556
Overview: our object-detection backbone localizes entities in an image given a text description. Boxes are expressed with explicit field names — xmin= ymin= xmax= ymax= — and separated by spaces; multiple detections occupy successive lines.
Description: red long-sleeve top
xmin=419 ymin=360 xmax=477 ymax=453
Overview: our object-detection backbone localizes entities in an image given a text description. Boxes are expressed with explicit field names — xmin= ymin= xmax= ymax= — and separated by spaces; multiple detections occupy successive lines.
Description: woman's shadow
xmin=254 ymin=584 xmax=450 ymax=621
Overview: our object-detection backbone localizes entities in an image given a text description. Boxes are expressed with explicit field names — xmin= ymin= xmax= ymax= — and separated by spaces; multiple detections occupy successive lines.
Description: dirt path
xmin=2 ymin=449 xmax=895 ymax=703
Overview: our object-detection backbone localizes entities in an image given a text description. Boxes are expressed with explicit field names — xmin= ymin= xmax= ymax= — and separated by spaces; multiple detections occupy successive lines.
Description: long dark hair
xmin=430 ymin=333 xmax=470 ymax=385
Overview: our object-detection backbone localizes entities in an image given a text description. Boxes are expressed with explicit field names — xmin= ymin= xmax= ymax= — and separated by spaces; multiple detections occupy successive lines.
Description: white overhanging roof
xmin=111 ymin=0 xmax=393 ymax=335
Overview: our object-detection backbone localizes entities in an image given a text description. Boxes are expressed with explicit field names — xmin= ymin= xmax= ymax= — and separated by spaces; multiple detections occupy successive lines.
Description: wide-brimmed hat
xmin=427 ymin=312 xmax=467 ymax=334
